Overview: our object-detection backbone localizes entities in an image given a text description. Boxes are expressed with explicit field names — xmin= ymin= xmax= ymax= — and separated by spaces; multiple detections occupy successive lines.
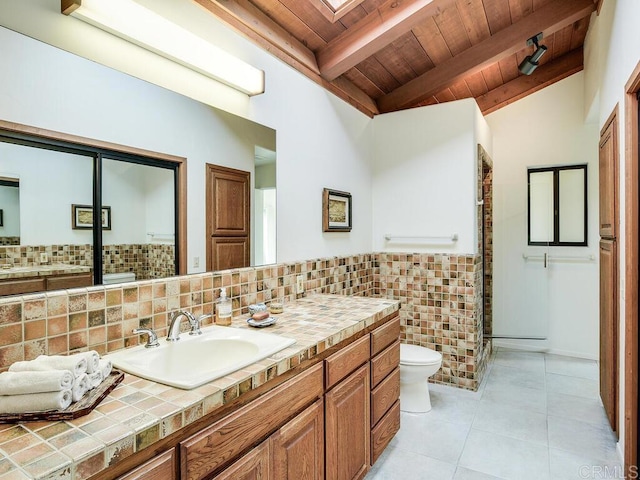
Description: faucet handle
xmin=133 ymin=328 xmax=160 ymax=348
xmin=189 ymin=313 xmax=211 ymax=336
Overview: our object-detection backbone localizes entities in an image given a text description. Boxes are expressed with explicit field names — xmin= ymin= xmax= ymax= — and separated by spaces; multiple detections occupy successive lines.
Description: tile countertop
xmin=0 ymin=294 xmax=400 ymax=480
xmin=0 ymin=265 xmax=92 ymax=280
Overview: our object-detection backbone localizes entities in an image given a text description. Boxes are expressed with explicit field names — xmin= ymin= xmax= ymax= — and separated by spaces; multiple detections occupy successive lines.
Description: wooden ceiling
xmin=194 ymin=0 xmax=601 ymax=117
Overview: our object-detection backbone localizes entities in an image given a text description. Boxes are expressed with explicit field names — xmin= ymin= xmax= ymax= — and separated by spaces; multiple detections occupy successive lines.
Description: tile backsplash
xmin=0 ymin=251 xmax=490 ymax=390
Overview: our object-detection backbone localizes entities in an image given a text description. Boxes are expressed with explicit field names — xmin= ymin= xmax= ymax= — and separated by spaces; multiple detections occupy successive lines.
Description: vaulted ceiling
xmin=194 ymin=0 xmax=601 ymax=117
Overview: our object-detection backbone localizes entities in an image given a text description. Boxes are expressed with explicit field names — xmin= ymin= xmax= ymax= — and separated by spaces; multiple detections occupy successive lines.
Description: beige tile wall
xmin=0 ymin=254 xmax=374 ymax=371
xmin=0 ymin=251 xmax=489 ymax=390
xmin=374 ymin=253 xmax=489 ymax=390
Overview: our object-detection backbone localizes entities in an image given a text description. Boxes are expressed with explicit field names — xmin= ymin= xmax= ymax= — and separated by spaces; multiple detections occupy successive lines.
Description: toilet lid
xmin=400 ymin=344 xmax=442 ymax=365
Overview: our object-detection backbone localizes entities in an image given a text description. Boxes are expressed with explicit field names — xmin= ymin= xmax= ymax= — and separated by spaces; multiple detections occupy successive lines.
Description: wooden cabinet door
xmin=599 ymin=113 xmax=618 ymax=238
xmin=213 ymin=441 xmax=270 ymax=480
xmin=206 ymin=164 xmax=250 ymax=271
xmin=117 ymin=449 xmax=176 ymax=480
xmin=325 ymin=364 xmax=370 ymax=480
xmin=600 ymin=239 xmax=618 ymax=434
xmin=271 ymin=399 xmax=324 ymax=480
xmin=210 ymin=237 xmax=249 ymax=272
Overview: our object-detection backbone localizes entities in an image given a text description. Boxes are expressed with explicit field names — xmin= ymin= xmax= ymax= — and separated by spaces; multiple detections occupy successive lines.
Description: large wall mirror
xmin=0 ymin=114 xmax=276 ymax=296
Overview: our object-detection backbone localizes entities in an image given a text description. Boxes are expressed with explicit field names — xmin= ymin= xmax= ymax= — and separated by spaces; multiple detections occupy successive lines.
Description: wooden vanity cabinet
xmin=117 ymin=449 xmax=176 ymax=480
xmin=180 ymin=364 xmax=324 ymax=480
xmin=369 ymin=318 xmax=401 ymax=465
xmin=109 ymin=312 xmax=401 ymax=480
xmin=325 ymin=335 xmax=371 ymax=480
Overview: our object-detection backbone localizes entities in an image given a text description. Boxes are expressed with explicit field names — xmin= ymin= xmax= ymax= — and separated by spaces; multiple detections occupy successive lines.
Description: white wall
xmin=0 ymin=0 xmax=374 ymax=266
xmin=486 ymin=72 xmax=600 ymax=359
xmin=583 ymin=0 xmax=640 ymax=460
xmin=371 ymin=99 xmax=481 ymax=254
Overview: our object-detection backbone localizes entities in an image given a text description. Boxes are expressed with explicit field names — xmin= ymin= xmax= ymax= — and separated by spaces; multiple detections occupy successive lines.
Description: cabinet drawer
xmin=0 ymin=278 xmax=46 ymax=296
xmin=118 ymin=448 xmax=176 ymax=480
xmin=180 ymin=363 xmax=323 ymax=480
xmin=371 ymin=340 xmax=400 ymax=389
xmin=325 ymin=335 xmax=370 ymax=390
xmin=371 ymin=367 xmax=400 ymax=427
xmin=46 ymin=273 xmax=93 ymax=291
xmin=371 ymin=316 xmax=400 ymax=356
xmin=371 ymin=400 xmax=400 ymax=465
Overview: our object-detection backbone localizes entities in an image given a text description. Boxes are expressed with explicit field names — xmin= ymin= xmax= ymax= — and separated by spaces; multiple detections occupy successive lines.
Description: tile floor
xmin=366 ymin=348 xmax=623 ymax=480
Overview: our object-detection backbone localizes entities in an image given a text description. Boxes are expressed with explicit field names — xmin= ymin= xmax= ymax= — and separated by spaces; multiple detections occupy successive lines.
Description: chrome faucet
xmin=166 ymin=310 xmax=196 ymax=342
xmin=132 ymin=328 xmax=160 ymax=348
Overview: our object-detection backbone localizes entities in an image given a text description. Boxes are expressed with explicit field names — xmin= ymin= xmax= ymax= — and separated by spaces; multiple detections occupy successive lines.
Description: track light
xmin=518 ymin=33 xmax=547 ymax=75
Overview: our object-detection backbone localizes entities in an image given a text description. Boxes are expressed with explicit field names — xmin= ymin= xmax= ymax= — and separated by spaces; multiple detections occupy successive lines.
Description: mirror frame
xmin=0 ymin=118 xmax=188 ymax=279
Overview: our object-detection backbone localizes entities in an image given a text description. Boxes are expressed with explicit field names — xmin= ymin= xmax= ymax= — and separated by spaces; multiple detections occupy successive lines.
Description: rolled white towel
xmin=99 ymin=359 xmax=112 ymax=379
xmin=79 ymin=351 xmax=100 ymax=374
xmin=72 ymin=374 xmax=88 ymax=402
xmin=34 ymin=355 xmax=87 ymax=377
xmin=87 ymin=371 xmax=103 ymax=390
xmin=9 ymin=361 xmax=58 ymax=373
xmin=0 ymin=390 xmax=72 ymax=413
xmin=0 ymin=370 xmax=74 ymax=395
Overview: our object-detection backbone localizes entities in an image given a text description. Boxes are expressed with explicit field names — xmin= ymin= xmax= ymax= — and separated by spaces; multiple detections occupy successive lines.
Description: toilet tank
xmin=103 ymin=272 xmax=136 ymax=285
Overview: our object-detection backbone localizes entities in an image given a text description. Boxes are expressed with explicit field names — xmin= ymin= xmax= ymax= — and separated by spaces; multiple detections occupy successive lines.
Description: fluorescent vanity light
xmin=62 ymin=0 xmax=265 ymax=96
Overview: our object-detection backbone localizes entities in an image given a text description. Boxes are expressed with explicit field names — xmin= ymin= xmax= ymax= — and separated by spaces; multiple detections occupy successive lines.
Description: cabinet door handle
xmin=544 ymin=253 xmax=548 ymax=268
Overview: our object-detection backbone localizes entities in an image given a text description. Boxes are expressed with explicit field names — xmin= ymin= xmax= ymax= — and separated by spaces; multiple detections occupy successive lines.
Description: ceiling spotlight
xmin=518 ymin=33 xmax=547 ymax=75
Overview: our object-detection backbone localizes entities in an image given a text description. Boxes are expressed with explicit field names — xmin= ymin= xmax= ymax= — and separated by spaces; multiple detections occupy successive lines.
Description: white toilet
xmin=399 ymin=344 xmax=443 ymax=413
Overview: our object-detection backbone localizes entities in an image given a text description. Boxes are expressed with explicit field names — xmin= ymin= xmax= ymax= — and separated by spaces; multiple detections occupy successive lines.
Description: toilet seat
xmin=400 ymin=344 xmax=442 ymax=366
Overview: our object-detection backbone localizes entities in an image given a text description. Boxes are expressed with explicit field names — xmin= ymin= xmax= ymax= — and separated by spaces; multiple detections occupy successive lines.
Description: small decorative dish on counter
xmin=247 ymin=317 xmax=277 ymax=328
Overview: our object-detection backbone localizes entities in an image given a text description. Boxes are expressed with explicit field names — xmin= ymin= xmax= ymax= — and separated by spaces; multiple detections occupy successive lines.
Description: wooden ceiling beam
xmin=194 ymin=0 xmax=379 ymax=116
xmin=477 ymin=47 xmax=584 ymax=115
xmin=377 ymin=0 xmax=595 ymax=112
xmin=316 ymin=0 xmax=457 ymax=81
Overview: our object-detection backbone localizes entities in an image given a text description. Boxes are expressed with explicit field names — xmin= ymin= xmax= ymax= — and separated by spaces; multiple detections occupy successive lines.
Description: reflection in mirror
xmin=254 ymin=146 xmax=276 ymax=266
xmin=0 ymin=141 xmax=93 ymax=248
xmin=0 ymin=176 xmax=20 ymax=245
xmin=102 ymin=158 xmax=177 ymax=284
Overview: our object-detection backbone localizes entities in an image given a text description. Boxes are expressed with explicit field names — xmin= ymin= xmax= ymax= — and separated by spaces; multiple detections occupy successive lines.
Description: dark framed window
xmin=528 ymin=164 xmax=588 ymax=246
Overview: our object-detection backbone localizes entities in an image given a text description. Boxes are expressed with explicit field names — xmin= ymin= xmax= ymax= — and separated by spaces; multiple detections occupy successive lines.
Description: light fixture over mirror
xmin=61 ymin=0 xmax=265 ymax=96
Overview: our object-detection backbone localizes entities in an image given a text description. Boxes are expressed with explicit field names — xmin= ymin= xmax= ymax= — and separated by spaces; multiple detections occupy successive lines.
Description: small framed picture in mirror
xmin=323 ymin=188 xmax=352 ymax=232
xmin=72 ymin=204 xmax=111 ymax=230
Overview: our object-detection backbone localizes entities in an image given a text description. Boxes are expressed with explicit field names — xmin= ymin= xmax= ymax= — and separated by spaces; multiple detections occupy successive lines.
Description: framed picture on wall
xmin=322 ymin=188 xmax=352 ymax=232
xmin=72 ymin=204 xmax=111 ymax=230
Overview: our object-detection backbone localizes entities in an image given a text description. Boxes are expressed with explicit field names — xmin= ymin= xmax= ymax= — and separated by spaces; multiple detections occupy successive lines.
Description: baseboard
xmin=492 ymin=339 xmax=598 ymax=361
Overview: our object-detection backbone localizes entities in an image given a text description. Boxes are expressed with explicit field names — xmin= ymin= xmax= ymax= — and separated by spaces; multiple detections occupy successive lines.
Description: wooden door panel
xmin=213 ymin=173 xmax=249 ymax=235
xmin=211 ymin=237 xmax=249 ymax=271
xmin=206 ymin=164 xmax=250 ymax=271
xmin=118 ymin=449 xmax=176 ymax=480
xmin=213 ymin=441 xmax=270 ymax=480
xmin=599 ymin=115 xmax=617 ymax=238
xmin=600 ymin=239 xmax=617 ymax=434
xmin=271 ymin=399 xmax=324 ymax=480
xmin=325 ymin=364 xmax=370 ymax=480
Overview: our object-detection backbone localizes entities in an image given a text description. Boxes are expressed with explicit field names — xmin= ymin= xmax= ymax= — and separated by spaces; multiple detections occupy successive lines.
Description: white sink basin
xmin=105 ymin=325 xmax=296 ymax=389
